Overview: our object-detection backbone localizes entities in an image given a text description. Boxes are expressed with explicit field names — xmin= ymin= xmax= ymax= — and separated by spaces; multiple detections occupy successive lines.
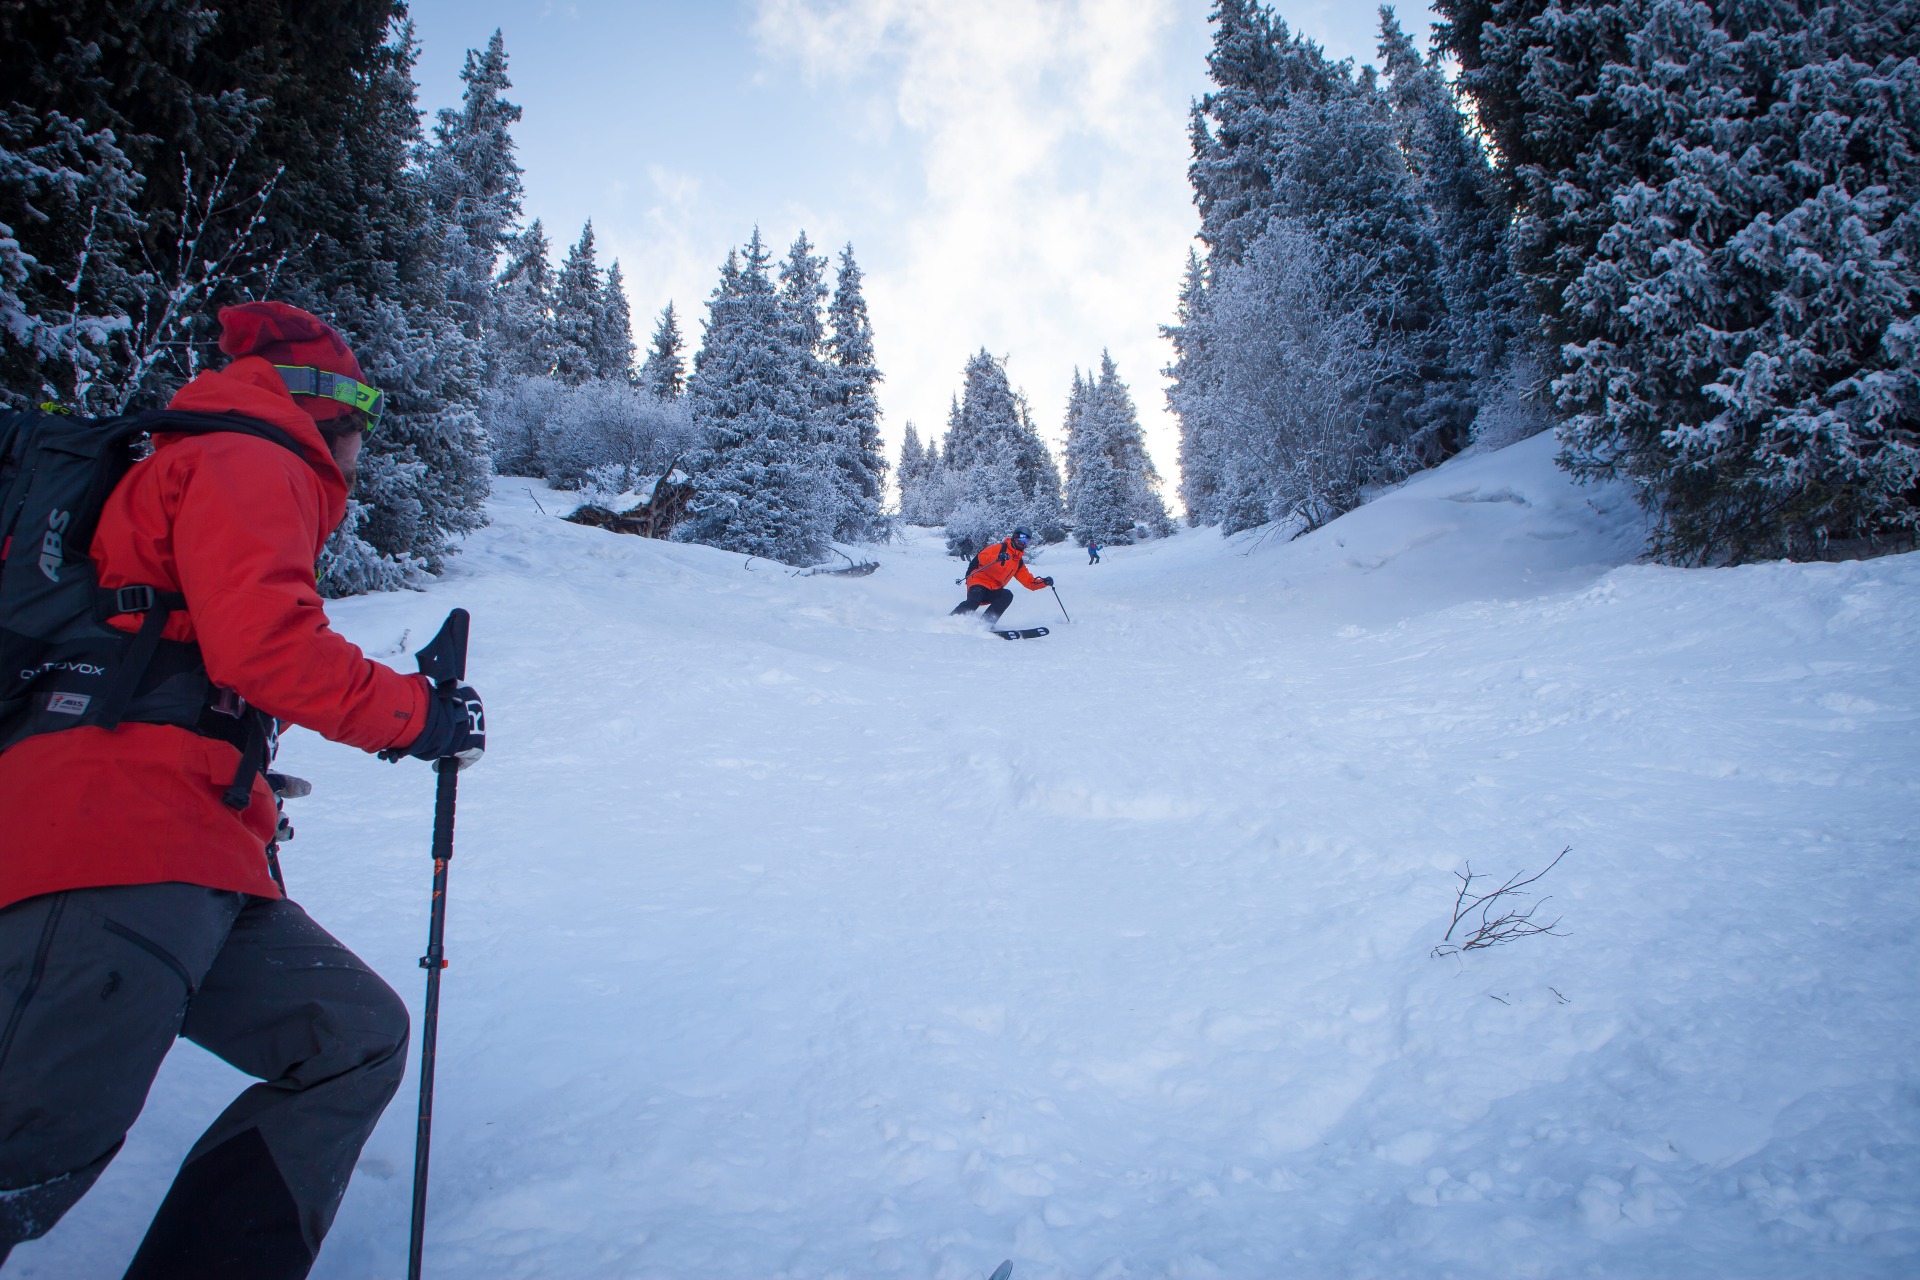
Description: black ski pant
xmin=950 ymin=584 xmax=1015 ymax=625
xmin=0 ymin=883 xmax=409 ymax=1279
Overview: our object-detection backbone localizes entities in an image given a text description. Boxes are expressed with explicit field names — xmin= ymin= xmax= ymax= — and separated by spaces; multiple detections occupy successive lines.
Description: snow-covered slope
xmin=20 ymin=434 xmax=1920 ymax=1279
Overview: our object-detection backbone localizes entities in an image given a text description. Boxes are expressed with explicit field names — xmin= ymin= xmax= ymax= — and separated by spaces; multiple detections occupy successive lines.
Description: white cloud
xmin=594 ymin=165 xmax=727 ymax=358
xmin=750 ymin=0 xmax=1206 ymax=489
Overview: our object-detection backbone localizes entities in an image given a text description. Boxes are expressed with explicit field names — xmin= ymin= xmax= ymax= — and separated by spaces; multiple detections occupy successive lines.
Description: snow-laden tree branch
xmin=97 ymin=157 xmax=289 ymax=414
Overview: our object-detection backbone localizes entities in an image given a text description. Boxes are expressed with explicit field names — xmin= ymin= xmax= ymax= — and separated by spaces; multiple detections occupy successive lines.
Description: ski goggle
xmin=275 ymin=365 xmax=385 ymax=433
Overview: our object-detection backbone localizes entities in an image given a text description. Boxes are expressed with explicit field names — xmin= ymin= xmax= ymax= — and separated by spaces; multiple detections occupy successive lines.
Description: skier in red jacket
xmin=949 ymin=526 xmax=1053 ymax=627
xmin=0 ymin=303 xmax=484 ymax=1278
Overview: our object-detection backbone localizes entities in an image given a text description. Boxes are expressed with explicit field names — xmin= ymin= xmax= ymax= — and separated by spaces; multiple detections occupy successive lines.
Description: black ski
xmin=994 ymin=627 xmax=1049 ymax=640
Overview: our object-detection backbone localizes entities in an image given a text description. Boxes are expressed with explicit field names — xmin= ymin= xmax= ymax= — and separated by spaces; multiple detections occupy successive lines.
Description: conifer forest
xmin=4 ymin=2 xmax=1912 ymax=572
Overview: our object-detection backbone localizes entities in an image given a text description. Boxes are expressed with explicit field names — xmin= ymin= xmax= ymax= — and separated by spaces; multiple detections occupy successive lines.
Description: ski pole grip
xmin=415 ymin=608 xmax=470 ymax=688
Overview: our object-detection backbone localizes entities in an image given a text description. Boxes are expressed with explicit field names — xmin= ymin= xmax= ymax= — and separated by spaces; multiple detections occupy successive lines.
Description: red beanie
xmin=217 ymin=302 xmax=366 ymax=421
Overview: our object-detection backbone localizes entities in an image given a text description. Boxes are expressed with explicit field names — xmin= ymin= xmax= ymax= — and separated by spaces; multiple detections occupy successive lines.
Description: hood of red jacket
xmin=164 ymin=355 xmax=350 ymax=541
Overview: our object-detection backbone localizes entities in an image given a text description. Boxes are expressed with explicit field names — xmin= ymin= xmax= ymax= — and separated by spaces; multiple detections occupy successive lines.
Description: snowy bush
xmin=486 ymin=374 xmax=693 ymax=490
xmin=1470 ymin=353 xmax=1557 ymax=454
xmin=544 ymin=377 xmax=693 ymax=490
xmin=1179 ymin=219 xmax=1411 ymax=535
xmin=485 ymin=373 xmax=566 ymax=476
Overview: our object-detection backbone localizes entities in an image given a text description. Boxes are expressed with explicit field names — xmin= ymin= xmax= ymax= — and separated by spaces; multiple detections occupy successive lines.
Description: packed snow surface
xmin=18 ymin=433 xmax=1920 ymax=1278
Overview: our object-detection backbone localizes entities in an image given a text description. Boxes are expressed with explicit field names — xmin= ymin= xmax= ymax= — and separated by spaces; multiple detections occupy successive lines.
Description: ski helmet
xmin=1010 ymin=527 xmax=1032 ymax=543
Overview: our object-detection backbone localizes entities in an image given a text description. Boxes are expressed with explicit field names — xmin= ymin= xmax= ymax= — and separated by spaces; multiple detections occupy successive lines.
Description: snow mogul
xmin=950 ymin=526 xmax=1054 ymax=627
xmin=0 ymin=302 xmax=484 ymax=1278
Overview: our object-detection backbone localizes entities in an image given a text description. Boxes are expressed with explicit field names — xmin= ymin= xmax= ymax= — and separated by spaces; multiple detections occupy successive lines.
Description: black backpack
xmin=957 ymin=540 xmax=1010 ymax=584
xmin=0 ymin=406 xmax=310 ymax=807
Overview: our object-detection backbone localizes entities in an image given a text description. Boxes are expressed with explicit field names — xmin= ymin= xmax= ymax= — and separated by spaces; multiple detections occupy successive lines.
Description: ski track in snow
xmin=17 ymin=433 xmax=1920 ymax=1278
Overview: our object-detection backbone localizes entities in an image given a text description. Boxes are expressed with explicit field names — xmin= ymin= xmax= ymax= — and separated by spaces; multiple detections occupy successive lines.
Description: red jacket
xmin=966 ymin=538 xmax=1046 ymax=592
xmin=0 ymin=357 xmax=431 ymax=908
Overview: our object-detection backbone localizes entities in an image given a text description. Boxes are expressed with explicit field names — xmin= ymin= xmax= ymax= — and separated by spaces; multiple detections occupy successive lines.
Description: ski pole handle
xmin=415 ymin=608 xmax=470 ymax=691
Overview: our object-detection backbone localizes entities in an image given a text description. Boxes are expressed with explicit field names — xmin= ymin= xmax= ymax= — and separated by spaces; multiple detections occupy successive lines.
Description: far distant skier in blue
xmin=1086 ymin=541 xmax=1101 ymax=564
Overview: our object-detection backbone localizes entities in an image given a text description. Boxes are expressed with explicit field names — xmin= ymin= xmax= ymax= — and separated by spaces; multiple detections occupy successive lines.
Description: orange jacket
xmin=966 ymin=537 xmax=1047 ymax=592
xmin=0 ymin=357 xmax=432 ymax=909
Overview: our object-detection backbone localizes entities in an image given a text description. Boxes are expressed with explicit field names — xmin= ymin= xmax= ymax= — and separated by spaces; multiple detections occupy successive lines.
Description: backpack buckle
xmin=115 ymin=585 xmax=156 ymax=614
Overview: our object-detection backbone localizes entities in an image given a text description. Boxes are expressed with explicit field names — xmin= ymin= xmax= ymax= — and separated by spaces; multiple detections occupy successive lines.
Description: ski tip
xmin=988 ymin=1262 xmax=1013 ymax=1280
xmin=993 ymin=627 xmax=1049 ymax=640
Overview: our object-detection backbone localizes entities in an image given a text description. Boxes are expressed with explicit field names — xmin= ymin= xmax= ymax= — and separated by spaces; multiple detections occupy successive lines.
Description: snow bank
xmin=19 ymin=434 xmax=1919 ymax=1279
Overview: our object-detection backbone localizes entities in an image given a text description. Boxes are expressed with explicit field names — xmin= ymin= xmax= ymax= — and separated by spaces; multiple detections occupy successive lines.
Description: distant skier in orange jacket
xmin=950 ymin=527 xmax=1052 ymax=627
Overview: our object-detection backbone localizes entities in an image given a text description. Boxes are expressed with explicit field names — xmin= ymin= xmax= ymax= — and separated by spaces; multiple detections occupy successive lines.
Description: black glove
xmin=382 ymin=682 xmax=485 ymax=769
xmin=1041 ymin=576 xmax=1055 ymax=586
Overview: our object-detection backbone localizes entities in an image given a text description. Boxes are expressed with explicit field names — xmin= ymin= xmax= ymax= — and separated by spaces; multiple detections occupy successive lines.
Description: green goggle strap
xmin=274 ymin=365 xmax=385 ymax=430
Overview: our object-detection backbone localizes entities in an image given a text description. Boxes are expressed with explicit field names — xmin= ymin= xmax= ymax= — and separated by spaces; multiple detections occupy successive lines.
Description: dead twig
xmin=1431 ymin=846 xmax=1569 ymax=958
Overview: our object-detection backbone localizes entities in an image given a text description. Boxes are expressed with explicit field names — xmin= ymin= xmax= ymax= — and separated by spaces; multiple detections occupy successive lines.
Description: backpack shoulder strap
xmin=135 ymin=409 xmax=317 ymax=467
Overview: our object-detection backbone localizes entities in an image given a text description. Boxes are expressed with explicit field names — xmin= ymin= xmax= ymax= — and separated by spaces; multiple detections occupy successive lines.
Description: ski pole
xmin=408 ymin=608 xmax=470 ymax=1280
xmin=1050 ymin=583 xmax=1072 ymax=623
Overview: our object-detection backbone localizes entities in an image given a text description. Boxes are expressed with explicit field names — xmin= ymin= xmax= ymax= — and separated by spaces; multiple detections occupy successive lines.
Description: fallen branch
xmin=1432 ymin=846 xmax=1569 ymax=958
xmin=792 ymin=548 xmax=880 ymax=578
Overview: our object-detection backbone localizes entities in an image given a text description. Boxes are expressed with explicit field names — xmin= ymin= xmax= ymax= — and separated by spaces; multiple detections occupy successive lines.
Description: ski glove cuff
xmin=382 ymin=681 xmax=485 ymax=769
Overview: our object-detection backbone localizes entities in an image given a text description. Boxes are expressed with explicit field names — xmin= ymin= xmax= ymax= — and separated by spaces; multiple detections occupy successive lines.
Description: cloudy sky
xmin=405 ymin=0 xmax=1440 ymax=491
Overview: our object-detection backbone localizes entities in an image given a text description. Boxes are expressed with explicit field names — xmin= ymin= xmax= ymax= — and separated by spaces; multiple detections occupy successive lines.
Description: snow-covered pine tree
xmin=1 ymin=8 xmax=493 ymax=589
xmin=425 ymin=28 xmax=522 ymax=344
xmin=778 ymin=231 xmax=829 ymax=360
xmin=776 ymin=234 xmax=830 ymax=443
xmin=1430 ymin=0 xmax=1634 ymax=324
xmin=1164 ymin=247 xmax=1222 ymax=526
xmin=1065 ymin=351 xmax=1171 ymax=545
xmin=0 ymin=107 xmax=146 ymax=408
xmin=898 ymin=421 xmax=928 ymax=519
xmin=0 ymin=0 xmax=399 ymax=407
xmin=1062 ymin=370 xmax=1119 ymax=543
xmin=1106 ymin=353 xmax=1173 ymax=539
xmin=309 ymin=20 xmax=490 ymax=595
xmin=594 ymin=259 xmax=636 ymax=382
xmin=928 ymin=401 xmax=962 ymax=526
xmin=1377 ymin=9 xmax=1531 ymax=434
xmin=1440 ymin=0 xmax=1920 ymax=560
xmin=1187 ymin=0 xmax=1344 ymax=269
xmin=824 ymin=244 xmax=888 ymax=541
xmin=898 ymin=419 xmax=954 ymax=526
xmin=1175 ymin=0 xmax=1471 ymax=537
xmin=921 ymin=436 xmax=950 ymax=523
xmin=483 ymin=221 xmax=556 ymax=475
xmin=640 ymin=301 xmax=686 ymax=399
xmin=552 ymin=221 xmax=602 ymax=384
xmin=490 ymin=219 xmax=556 ymax=378
xmin=775 ymin=230 xmax=855 ymax=539
xmin=937 ymin=350 xmax=1066 ymax=555
xmin=680 ymin=230 xmax=833 ymax=565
